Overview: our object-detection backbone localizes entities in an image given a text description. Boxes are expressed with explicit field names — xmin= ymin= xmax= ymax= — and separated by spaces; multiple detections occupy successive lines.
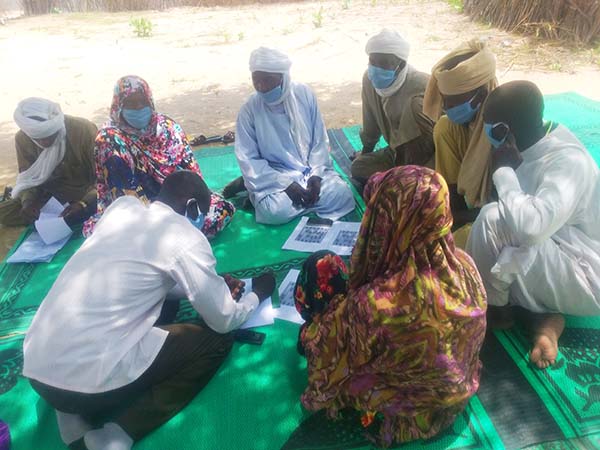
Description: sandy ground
xmin=1 ymin=0 xmax=600 ymax=257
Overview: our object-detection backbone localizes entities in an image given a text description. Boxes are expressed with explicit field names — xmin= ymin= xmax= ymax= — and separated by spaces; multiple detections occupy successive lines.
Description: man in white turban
xmin=230 ymin=47 xmax=355 ymax=225
xmin=351 ymin=29 xmax=435 ymax=187
xmin=0 ymin=98 xmax=97 ymax=227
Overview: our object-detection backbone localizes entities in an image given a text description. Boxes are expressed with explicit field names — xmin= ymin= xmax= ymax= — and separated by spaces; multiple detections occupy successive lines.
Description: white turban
xmin=365 ymin=29 xmax=410 ymax=61
xmin=14 ymin=97 xmax=65 ymax=140
xmin=12 ymin=98 xmax=67 ymax=199
xmin=248 ymin=47 xmax=310 ymax=160
xmin=249 ymin=47 xmax=292 ymax=73
xmin=365 ymin=29 xmax=411 ymax=97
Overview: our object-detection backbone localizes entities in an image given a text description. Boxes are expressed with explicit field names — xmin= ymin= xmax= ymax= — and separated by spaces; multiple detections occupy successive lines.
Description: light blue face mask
xmin=258 ymin=84 xmax=283 ymax=103
xmin=484 ymin=122 xmax=510 ymax=148
xmin=367 ymin=64 xmax=398 ymax=90
xmin=122 ymin=106 xmax=152 ymax=129
xmin=185 ymin=199 xmax=206 ymax=231
xmin=445 ymin=94 xmax=481 ymax=125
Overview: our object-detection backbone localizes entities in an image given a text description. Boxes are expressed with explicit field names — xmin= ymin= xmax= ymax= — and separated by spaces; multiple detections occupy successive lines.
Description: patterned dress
xmin=83 ymin=75 xmax=235 ymax=238
xmin=299 ymin=166 xmax=487 ymax=447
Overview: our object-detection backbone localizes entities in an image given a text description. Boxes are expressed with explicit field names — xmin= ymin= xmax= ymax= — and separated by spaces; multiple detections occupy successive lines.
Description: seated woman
xmin=83 ymin=75 xmax=234 ymax=238
xmin=295 ymin=166 xmax=487 ymax=447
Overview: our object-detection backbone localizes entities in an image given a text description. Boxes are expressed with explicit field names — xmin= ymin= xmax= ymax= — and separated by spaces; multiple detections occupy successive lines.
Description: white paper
xmin=6 ymin=232 xmax=71 ymax=264
xmin=238 ymin=278 xmax=274 ymax=329
xmin=327 ymin=221 xmax=361 ymax=256
xmin=278 ymin=269 xmax=300 ymax=307
xmin=282 ymin=218 xmax=360 ymax=256
xmin=35 ymin=216 xmax=72 ymax=245
xmin=40 ymin=197 xmax=66 ymax=216
xmin=273 ymin=305 xmax=304 ymax=324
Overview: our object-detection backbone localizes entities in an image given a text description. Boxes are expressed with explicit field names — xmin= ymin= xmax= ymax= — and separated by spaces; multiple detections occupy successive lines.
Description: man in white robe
xmin=467 ymin=81 xmax=600 ymax=369
xmin=233 ymin=47 xmax=355 ymax=225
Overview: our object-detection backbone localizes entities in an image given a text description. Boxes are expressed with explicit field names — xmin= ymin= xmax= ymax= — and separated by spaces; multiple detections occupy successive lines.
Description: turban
xmin=14 ymin=97 xmax=64 ymax=140
xmin=365 ymin=28 xmax=410 ymax=61
xmin=248 ymin=47 xmax=309 ymax=160
xmin=423 ymin=40 xmax=498 ymax=208
xmin=249 ymin=47 xmax=292 ymax=74
xmin=12 ymin=98 xmax=67 ymax=198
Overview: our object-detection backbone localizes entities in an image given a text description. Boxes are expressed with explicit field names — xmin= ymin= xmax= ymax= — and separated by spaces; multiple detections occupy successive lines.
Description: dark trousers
xmin=30 ymin=323 xmax=233 ymax=442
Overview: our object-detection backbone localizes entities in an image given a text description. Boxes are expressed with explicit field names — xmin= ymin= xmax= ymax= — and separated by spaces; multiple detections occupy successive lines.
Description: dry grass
xmin=18 ymin=0 xmax=306 ymax=14
xmin=464 ymin=0 xmax=600 ymax=45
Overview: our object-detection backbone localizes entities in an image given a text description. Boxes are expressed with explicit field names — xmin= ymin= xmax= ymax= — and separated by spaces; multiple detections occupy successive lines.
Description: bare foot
xmin=487 ymin=305 xmax=515 ymax=330
xmin=529 ymin=313 xmax=565 ymax=370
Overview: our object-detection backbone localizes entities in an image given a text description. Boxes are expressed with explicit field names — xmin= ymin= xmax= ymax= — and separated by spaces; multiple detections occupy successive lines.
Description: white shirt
xmin=23 ymin=196 xmax=258 ymax=393
xmin=235 ymin=83 xmax=333 ymax=203
xmin=492 ymin=125 xmax=600 ymax=310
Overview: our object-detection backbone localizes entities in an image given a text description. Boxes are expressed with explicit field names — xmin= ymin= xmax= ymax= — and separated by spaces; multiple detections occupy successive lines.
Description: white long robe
xmin=235 ymin=83 xmax=355 ymax=225
xmin=467 ymin=125 xmax=600 ymax=315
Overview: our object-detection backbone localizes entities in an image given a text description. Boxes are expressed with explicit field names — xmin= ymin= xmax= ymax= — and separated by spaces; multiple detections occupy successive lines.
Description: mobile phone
xmin=306 ymin=217 xmax=333 ymax=226
xmin=234 ymin=329 xmax=266 ymax=345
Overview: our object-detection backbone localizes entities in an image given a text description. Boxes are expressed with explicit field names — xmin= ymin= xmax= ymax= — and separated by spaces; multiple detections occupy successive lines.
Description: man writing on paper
xmin=351 ymin=29 xmax=435 ymax=187
xmin=467 ymin=81 xmax=600 ymax=369
xmin=0 ymin=98 xmax=97 ymax=227
xmin=23 ymin=170 xmax=276 ymax=450
xmin=230 ymin=47 xmax=355 ymax=225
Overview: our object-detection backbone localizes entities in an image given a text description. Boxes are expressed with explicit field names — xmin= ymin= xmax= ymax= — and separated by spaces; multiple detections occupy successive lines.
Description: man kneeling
xmin=23 ymin=170 xmax=275 ymax=450
xmin=467 ymin=81 xmax=600 ymax=369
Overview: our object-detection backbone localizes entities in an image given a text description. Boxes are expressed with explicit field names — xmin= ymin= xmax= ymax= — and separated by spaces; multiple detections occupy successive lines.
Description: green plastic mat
xmin=1 ymin=92 xmax=599 ymax=450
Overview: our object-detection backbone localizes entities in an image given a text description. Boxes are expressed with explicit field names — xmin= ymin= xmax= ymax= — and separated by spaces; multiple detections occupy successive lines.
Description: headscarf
xmin=249 ymin=47 xmax=309 ymax=160
xmin=365 ymin=29 xmax=411 ymax=97
xmin=301 ymin=166 xmax=487 ymax=447
xmin=294 ymin=250 xmax=349 ymax=323
xmin=109 ymin=75 xmax=157 ymax=133
xmin=12 ymin=98 xmax=67 ymax=198
xmin=82 ymin=75 xmax=203 ymax=236
xmin=423 ymin=40 xmax=497 ymax=207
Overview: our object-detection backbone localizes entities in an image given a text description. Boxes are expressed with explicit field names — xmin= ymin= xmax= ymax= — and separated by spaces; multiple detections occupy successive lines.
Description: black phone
xmin=306 ymin=217 xmax=333 ymax=226
xmin=234 ymin=329 xmax=266 ymax=345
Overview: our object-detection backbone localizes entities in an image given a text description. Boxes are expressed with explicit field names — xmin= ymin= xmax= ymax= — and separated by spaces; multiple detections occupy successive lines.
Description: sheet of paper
xmin=278 ymin=269 xmax=300 ymax=307
xmin=238 ymin=278 xmax=274 ymax=329
xmin=35 ymin=216 xmax=73 ymax=245
xmin=282 ymin=217 xmax=361 ymax=255
xmin=327 ymin=221 xmax=361 ymax=256
xmin=282 ymin=217 xmax=332 ymax=253
xmin=40 ymin=196 xmax=66 ymax=216
xmin=6 ymin=232 xmax=70 ymax=264
xmin=273 ymin=305 xmax=304 ymax=325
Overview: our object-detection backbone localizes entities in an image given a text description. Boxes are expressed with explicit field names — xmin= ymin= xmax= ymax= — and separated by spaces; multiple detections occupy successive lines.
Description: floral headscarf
xmin=294 ymin=250 xmax=349 ymax=323
xmin=109 ymin=75 xmax=157 ymax=135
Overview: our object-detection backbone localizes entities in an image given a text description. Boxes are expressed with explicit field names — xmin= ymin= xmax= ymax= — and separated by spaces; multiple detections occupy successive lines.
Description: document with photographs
xmin=282 ymin=217 xmax=360 ymax=256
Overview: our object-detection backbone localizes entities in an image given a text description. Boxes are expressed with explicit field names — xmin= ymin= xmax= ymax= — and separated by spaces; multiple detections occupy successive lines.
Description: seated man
xmin=233 ymin=47 xmax=355 ymax=225
xmin=351 ymin=29 xmax=435 ymax=186
xmin=0 ymin=98 xmax=97 ymax=227
xmin=23 ymin=171 xmax=275 ymax=450
xmin=467 ymin=81 xmax=600 ymax=369
xmin=423 ymin=40 xmax=497 ymax=232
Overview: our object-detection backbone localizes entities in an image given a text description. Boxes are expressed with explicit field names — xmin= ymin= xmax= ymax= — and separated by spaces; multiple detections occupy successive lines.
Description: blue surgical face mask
xmin=484 ymin=122 xmax=510 ymax=148
xmin=188 ymin=213 xmax=205 ymax=230
xmin=258 ymin=84 xmax=283 ymax=103
xmin=122 ymin=106 xmax=152 ymax=129
xmin=445 ymin=94 xmax=481 ymax=125
xmin=367 ymin=64 xmax=398 ymax=90
xmin=185 ymin=199 xmax=206 ymax=231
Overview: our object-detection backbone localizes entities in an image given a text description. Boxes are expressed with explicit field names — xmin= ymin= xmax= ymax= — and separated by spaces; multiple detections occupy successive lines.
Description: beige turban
xmin=423 ymin=40 xmax=498 ymax=208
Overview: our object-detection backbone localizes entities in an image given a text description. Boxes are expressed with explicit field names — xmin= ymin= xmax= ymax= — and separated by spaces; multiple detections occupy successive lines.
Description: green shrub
xmin=130 ymin=17 xmax=153 ymax=38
